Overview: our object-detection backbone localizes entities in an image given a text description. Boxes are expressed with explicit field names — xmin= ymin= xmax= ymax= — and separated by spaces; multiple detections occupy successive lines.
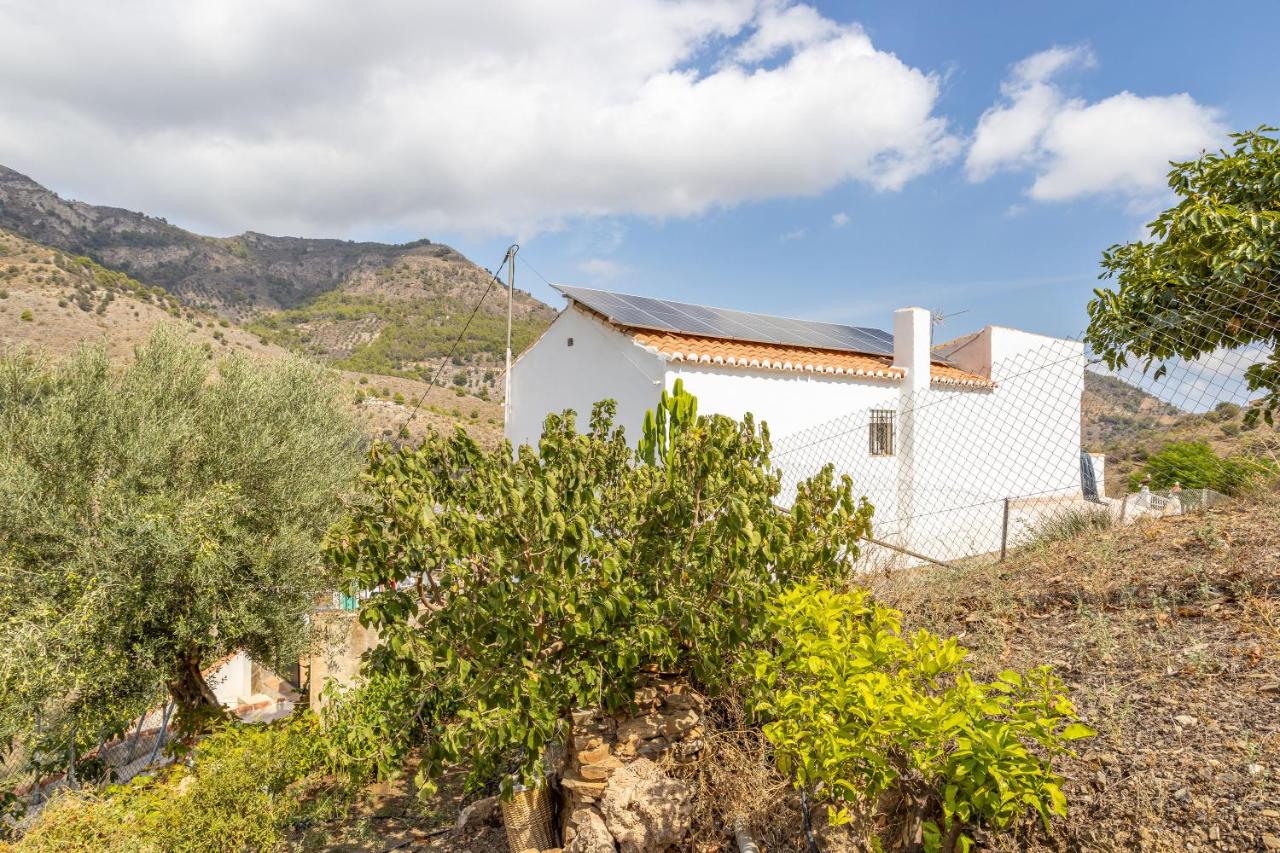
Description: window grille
xmin=869 ymin=409 xmax=895 ymax=456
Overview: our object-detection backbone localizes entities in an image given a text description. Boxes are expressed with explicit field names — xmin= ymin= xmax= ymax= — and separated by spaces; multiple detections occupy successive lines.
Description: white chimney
xmin=892 ymin=307 xmax=932 ymax=393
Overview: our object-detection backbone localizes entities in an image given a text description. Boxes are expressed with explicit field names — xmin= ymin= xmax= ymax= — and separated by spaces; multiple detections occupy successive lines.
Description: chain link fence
xmin=1 ymin=701 xmax=177 ymax=826
xmin=770 ymin=282 xmax=1279 ymax=570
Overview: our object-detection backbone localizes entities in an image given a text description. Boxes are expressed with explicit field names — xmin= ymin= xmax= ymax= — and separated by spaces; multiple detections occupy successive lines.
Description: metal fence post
xmin=999 ymin=498 xmax=1011 ymax=561
xmin=147 ymin=702 xmax=176 ymax=766
xmin=123 ymin=712 xmax=148 ymax=765
xmin=66 ymin=724 xmax=76 ymax=789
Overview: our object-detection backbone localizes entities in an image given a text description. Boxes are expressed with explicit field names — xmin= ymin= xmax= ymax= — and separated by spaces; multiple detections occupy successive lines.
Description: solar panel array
xmin=555 ymin=285 xmax=900 ymax=357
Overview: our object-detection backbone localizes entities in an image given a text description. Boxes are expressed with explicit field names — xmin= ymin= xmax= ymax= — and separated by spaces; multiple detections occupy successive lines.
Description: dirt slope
xmin=870 ymin=490 xmax=1280 ymax=851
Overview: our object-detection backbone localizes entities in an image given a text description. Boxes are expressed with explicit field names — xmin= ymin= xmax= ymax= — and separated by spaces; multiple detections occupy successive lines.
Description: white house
xmin=508 ymin=286 xmax=1087 ymax=562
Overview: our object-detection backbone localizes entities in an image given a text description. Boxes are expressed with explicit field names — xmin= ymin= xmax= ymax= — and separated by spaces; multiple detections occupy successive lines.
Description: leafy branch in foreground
xmin=326 ymin=381 xmax=874 ymax=795
xmin=750 ymin=581 xmax=1093 ymax=853
xmin=1087 ymin=127 xmax=1280 ymax=423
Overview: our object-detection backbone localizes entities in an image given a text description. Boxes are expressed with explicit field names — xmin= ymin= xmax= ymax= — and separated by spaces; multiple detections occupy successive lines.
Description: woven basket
xmin=501 ymin=783 xmax=556 ymax=852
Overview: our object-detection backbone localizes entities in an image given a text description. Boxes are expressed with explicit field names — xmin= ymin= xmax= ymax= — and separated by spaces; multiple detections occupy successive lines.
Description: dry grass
xmin=0 ymin=229 xmax=504 ymax=448
xmin=867 ymin=488 xmax=1280 ymax=852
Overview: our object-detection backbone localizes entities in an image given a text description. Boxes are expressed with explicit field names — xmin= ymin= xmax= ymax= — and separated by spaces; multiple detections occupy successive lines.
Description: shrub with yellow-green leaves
xmin=750 ymin=581 xmax=1093 ymax=852
xmin=3 ymin=717 xmax=333 ymax=853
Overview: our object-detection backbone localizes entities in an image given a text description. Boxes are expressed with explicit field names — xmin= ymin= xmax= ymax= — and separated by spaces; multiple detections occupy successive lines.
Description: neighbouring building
xmin=508 ymin=286 xmax=1087 ymax=563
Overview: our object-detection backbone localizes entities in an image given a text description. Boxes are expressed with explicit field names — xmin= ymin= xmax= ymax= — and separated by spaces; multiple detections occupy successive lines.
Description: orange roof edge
xmin=627 ymin=327 xmax=993 ymax=389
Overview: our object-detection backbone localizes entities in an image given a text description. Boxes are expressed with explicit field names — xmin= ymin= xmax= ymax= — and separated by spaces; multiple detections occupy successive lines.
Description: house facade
xmin=508 ymin=287 xmax=1086 ymax=562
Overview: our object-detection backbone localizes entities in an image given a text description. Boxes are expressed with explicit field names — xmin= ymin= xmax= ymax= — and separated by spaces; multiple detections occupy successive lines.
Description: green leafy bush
xmin=3 ymin=718 xmax=332 ymax=853
xmin=318 ymin=671 xmax=450 ymax=783
xmin=1127 ymin=440 xmax=1274 ymax=495
xmin=327 ymin=382 xmax=874 ymax=794
xmin=750 ymin=581 xmax=1092 ymax=852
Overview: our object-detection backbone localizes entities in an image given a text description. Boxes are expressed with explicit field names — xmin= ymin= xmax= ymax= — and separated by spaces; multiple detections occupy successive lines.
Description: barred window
xmin=869 ymin=409 xmax=895 ymax=456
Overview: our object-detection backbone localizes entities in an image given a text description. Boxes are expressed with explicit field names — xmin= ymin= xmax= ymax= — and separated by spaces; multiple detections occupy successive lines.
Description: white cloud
xmin=576 ymin=258 xmax=630 ymax=279
xmin=732 ymin=1 xmax=839 ymax=63
xmin=831 ymin=211 xmax=850 ymax=227
xmin=780 ymin=227 xmax=807 ymax=241
xmin=0 ymin=1 xmax=960 ymax=237
xmin=967 ymin=45 xmax=1224 ymax=205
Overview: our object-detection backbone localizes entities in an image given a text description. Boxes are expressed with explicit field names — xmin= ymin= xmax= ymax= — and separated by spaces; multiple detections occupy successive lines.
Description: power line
xmin=398 ymin=246 xmax=516 ymax=431
xmin=517 ymin=254 xmax=555 ymax=290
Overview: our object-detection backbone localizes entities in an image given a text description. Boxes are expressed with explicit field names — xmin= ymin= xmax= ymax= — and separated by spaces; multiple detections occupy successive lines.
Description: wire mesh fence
xmin=769 ymin=280 xmax=1279 ymax=571
xmin=1 ymin=701 xmax=177 ymax=823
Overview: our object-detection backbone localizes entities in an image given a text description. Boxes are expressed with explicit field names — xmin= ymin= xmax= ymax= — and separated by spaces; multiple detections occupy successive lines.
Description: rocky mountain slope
xmin=1083 ymin=370 xmax=1278 ymax=491
xmin=1082 ymin=370 xmax=1182 ymax=448
xmin=0 ymin=165 xmax=557 ymax=395
xmin=0 ymin=229 xmax=506 ymax=446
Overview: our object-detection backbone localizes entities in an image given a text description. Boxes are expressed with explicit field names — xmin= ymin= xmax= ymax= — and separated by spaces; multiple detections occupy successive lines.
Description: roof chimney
xmin=893 ymin=307 xmax=932 ymax=393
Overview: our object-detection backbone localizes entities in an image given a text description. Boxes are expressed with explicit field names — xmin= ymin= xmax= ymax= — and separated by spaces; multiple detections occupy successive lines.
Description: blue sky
xmin=1 ymin=1 xmax=1277 ymax=342
xmin=435 ymin=1 xmax=1280 ymax=341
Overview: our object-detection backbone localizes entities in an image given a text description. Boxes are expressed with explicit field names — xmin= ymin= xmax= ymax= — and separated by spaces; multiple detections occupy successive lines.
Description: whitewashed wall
xmin=208 ymin=651 xmax=252 ymax=707
xmin=894 ymin=331 xmax=1085 ymax=559
xmin=507 ymin=308 xmax=664 ymax=449
xmin=772 ymin=327 xmax=1085 ymax=562
xmin=665 ymin=363 xmax=899 ymax=441
xmin=509 ymin=310 xmax=1085 ymax=564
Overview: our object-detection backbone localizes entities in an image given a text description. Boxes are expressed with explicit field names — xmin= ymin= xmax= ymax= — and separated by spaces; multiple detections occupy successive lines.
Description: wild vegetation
xmin=750 ymin=581 xmax=1091 ymax=851
xmin=0 ymin=330 xmax=363 ymax=763
xmin=248 ymin=290 xmax=549 ymax=390
xmin=328 ymin=382 xmax=877 ymax=794
xmin=0 ymin=229 xmax=509 ymax=446
xmin=1125 ymin=440 xmax=1276 ymax=495
xmin=1087 ymin=127 xmax=1280 ymax=422
xmin=867 ymin=488 xmax=1280 ymax=851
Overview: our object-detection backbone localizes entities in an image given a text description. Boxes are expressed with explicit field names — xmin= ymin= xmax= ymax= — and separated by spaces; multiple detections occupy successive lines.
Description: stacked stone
xmin=561 ymin=674 xmax=705 ymax=852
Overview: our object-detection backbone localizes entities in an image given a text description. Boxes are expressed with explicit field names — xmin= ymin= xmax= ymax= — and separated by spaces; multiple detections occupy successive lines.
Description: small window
xmin=567 ymin=337 xmax=575 ymax=347
xmin=869 ymin=410 xmax=895 ymax=456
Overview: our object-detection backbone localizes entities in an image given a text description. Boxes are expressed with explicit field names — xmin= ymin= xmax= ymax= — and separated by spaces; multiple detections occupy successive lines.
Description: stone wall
xmin=560 ymin=673 xmax=706 ymax=853
xmin=307 ymin=610 xmax=380 ymax=709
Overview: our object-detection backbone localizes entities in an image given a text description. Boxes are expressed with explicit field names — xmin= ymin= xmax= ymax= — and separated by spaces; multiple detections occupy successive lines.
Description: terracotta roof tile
xmin=628 ymin=328 xmax=992 ymax=389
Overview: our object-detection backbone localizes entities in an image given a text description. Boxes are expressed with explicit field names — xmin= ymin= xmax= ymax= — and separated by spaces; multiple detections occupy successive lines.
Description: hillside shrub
xmin=3 ymin=718 xmax=333 ymax=853
xmin=327 ymin=382 xmax=874 ymax=794
xmin=1128 ymin=440 xmax=1274 ymax=495
xmin=750 ymin=581 xmax=1092 ymax=852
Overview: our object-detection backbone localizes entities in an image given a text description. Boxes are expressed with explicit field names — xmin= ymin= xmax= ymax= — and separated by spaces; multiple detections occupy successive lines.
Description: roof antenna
xmin=931 ymin=308 xmax=969 ymax=344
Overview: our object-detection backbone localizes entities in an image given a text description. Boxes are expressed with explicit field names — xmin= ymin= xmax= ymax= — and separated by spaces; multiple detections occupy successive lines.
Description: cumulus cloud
xmin=831 ymin=211 xmax=850 ymax=227
xmin=0 ymin=0 xmax=960 ymax=237
xmin=966 ymin=45 xmax=1224 ymax=204
xmin=732 ymin=0 xmax=839 ymax=63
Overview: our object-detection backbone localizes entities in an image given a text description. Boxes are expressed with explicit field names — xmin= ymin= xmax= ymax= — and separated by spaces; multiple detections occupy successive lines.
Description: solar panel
xmin=554 ymin=284 xmax=936 ymax=361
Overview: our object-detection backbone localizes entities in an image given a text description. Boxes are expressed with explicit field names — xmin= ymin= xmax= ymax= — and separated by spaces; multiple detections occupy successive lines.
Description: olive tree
xmin=327 ymin=381 xmax=874 ymax=794
xmin=0 ymin=329 xmax=362 ymax=753
xmin=1087 ymin=127 xmax=1280 ymax=421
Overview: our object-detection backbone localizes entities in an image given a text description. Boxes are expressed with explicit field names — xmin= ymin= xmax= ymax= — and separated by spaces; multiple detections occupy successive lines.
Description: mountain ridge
xmin=0 ymin=164 xmax=558 ymax=396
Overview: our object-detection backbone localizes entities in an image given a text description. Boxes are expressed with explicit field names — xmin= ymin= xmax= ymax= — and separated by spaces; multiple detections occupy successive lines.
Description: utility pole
xmin=503 ymin=244 xmax=519 ymax=431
